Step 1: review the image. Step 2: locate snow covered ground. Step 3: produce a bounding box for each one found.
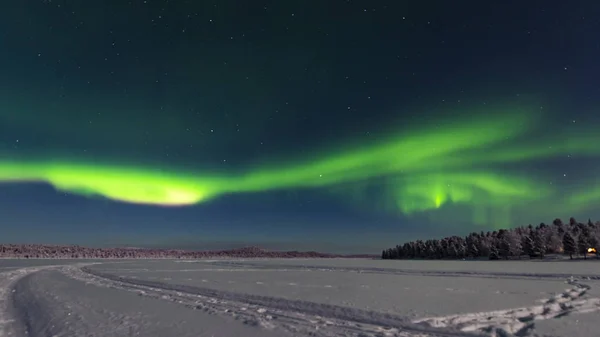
[0,258,598,337]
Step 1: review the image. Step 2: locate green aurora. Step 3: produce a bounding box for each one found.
[1,106,600,225]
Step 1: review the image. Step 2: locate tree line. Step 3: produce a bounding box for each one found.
[381,218,600,260]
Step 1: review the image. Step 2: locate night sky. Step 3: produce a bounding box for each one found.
[1,1,599,253]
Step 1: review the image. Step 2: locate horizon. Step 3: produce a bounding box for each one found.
[1,215,595,256]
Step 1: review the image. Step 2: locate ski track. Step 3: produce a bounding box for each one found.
[1,262,599,337]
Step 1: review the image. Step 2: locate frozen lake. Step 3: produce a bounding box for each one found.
[1,258,599,336]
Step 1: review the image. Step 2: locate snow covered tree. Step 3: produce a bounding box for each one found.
[415,240,426,258]
[544,225,562,254]
[569,217,578,226]
[394,247,401,259]
[455,241,466,259]
[571,222,582,238]
[589,230,599,257]
[577,232,589,259]
[508,231,523,257]
[498,230,521,259]
[432,239,443,259]
[477,237,492,258]
[533,231,547,259]
[425,240,436,259]
[468,242,479,258]
[489,244,499,260]
[562,232,576,259]
[522,234,535,258]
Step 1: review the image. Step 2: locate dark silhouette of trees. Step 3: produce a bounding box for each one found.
[382,217,600,260]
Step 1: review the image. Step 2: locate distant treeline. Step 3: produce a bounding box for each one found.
[382,218,600,260]
[0,244,376,259]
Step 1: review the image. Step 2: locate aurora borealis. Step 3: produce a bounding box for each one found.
[0,110,590,210]
[1,1,599,252]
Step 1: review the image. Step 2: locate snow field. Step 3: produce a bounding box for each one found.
[0,258,599,336]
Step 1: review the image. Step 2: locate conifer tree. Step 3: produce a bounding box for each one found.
[468,242,479,258]
[562,232,576,259]
[589,232,599,256]
[577,233,589,259]
[489,244,499,260]
[533,231,546,259]
[522,234,535,257]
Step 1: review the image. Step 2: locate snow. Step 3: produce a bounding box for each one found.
[0,258,599,336]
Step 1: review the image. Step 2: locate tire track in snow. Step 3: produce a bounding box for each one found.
[0,265,67,337]
[10,268,143,337]
[69,266,482,337]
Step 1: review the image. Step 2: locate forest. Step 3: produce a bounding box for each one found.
[381,218,599,260]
